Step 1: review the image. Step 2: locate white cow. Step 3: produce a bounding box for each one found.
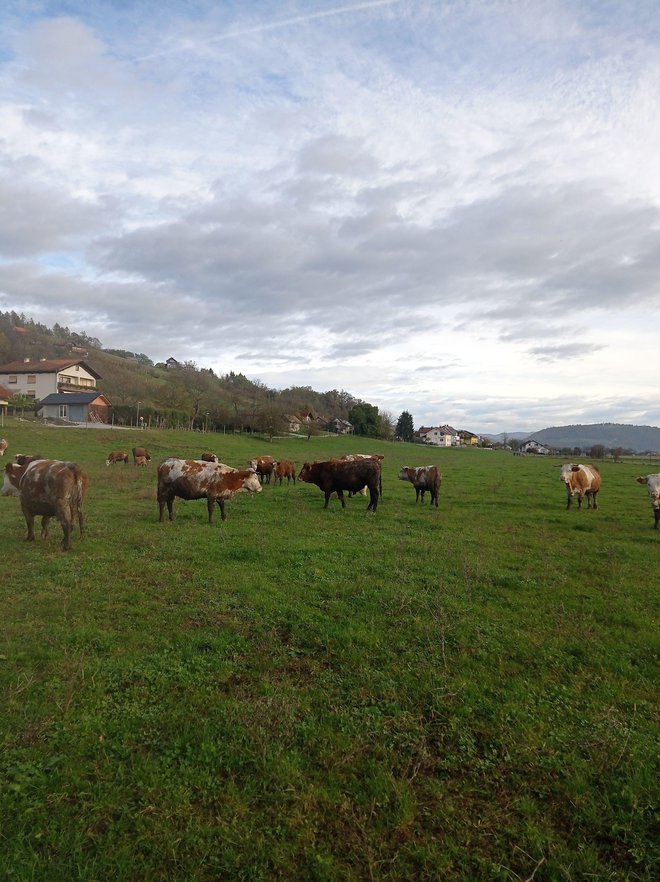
[636,474,660,530]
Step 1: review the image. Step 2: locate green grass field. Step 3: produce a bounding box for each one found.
[0,418,657,881]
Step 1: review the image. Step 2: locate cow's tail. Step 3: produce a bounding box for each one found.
[68,464,88,536]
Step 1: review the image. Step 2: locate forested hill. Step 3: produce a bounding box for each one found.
[0,310,373,433]
[532,423,660,453]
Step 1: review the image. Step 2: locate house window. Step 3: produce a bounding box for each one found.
[75,365,80,371]
[8,375,17,384]
[27,391,36,399]
[27,375,36,384]
[59,404,68,419]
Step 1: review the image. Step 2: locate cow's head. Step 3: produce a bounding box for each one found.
[559,464,579,483]
[2,463,24,497]
[243,469,262,494]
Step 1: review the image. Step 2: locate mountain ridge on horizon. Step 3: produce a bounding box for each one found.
[486,422,660,453]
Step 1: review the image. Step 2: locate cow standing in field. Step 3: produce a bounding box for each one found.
[0,439,7,457]
[2,459,89,551]
[298,459,380,512]
[397,465,441,507]
[106,451,129,466]
[157,458,262,525]
[341,454,384,497]
[636,474,660,529]
[274,460,296,485]
[14,453,42,466]
[560,463,601,509]
[248,455,275,484]
[200,452,219,463]
[132,447,151,465]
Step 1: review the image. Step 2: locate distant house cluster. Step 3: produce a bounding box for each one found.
[0,357,111,423]
[285,413,354,435]
[415,425,480,447]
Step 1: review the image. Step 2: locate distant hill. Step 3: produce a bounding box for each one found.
[509,423,660,453]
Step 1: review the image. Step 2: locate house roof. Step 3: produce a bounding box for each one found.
[0,358,102,379]
[0,384,12,400]
[39,392,111,405]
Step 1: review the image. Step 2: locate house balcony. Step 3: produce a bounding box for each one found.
[57,380,96,393]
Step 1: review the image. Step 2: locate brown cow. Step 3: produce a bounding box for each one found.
[560,463,601,509]
[298,458,379,511]
[274,460,296,485]
[134,455,148,467]
[200,452,219,463]
[106,450,129,466]
[157,458,262,524]
[248,455,275,484]
[0,438,7,457]
[341,453,384,497]
[2,459,89,550]
[132,447,151,465]
[398,465,441,507]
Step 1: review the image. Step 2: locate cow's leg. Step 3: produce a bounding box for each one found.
[41,516,51,539]
[323,491,332,508]
[216,499,226,521]
[22,505,36,542]
[566,491,572,509]
[654,509,659,529]
[337,490,346,508]
[577,493,583,510]
[367,487,378,512]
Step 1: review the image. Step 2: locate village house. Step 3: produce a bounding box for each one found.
[0,357,102,401]
[520,438,552,455]
[416,425,460,446]
[328,417,353,435]
[0,357,111,423]
[458,430,479,446]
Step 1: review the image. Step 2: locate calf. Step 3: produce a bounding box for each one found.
[2,459,89,551]
[157,458,262,525]
[274,460,296,485]
[200,452,219,463]
[298,458,379,512]
[560,463,601,510]
[134,455,148,467]
[398,465,441,507]
[248,455,275,484]
[636,474,660,529]
[132,447,151,465]
[0,438,7,457]
[106,450,129,466]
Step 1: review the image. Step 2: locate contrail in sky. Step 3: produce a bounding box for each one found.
[137,0,402,61]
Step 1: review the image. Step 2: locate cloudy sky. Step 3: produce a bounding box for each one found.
[1,1,659,432]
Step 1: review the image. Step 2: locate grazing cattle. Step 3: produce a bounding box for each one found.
[157,458,262,524]
[398,465,441,507]
[200,452,219,463]
[2,459,89,551]
[248,455,275,484]
[132,447,151,465]
[14,453,42,466]
[0,438,7,457]
[298,458,379,512]
[106,450,129,466]
[636,474,660,529]
[134,455,148,467]
[274,460,296,485]
[560,463,601,509]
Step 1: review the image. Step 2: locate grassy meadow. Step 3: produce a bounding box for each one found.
[0,417,657,881]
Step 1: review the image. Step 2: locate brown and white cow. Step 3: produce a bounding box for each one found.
[2,459,89,551]
[636,474,660,529]
[106,450,129,466]
[0,438,7,457]
[248,455,275,484]
[200,452,219,463]
[298,458,379,511]
[157,458,262,525]
[398,465,441,507]
[274,460,296,485]
[132,447,151,465]
[134,455,149,467]
[560,463,601,509]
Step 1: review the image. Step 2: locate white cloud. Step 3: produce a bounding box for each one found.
[0,0,659,432]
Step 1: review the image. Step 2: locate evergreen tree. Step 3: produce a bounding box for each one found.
[395,410,415,442]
